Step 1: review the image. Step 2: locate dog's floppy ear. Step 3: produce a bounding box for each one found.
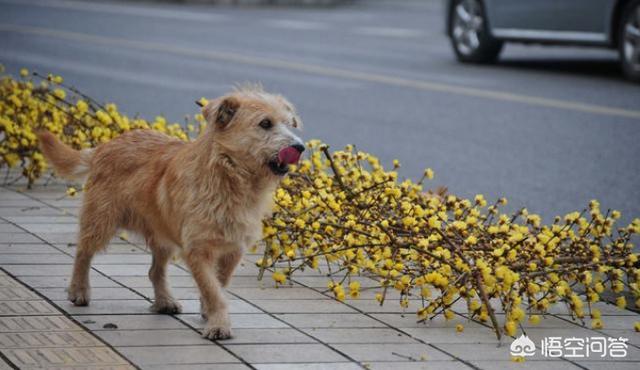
[203,97,240,128]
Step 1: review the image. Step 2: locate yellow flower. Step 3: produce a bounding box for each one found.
[272,271,287,284]
[615,296,627,309]
[528,315,540,325]
[66,187,77,197]
[591,319,603,329]
[455,324,464,333]
[424,168,434,180]
[349,281,361,298]
[19,68,29,77]
[505,320,517,336]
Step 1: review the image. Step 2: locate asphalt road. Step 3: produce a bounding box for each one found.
[1,0,639,226]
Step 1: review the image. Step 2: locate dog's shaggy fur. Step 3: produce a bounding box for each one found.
[37,87,304,340]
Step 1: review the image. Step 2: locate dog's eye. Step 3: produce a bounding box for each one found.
[259,119,273,130]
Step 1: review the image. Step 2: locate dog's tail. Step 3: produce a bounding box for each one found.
[36,131,94,180]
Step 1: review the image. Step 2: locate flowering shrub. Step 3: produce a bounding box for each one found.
[0,67,199,186]
[261,142,640,339]
[1,68,638,338]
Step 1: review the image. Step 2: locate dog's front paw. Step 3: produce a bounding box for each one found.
[151,298,183,314]
[202,312,231,340]
[67,284,90,306]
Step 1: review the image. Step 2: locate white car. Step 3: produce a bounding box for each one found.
[445,0,640,82]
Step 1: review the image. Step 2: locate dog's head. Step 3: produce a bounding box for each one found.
[202,86,304,177]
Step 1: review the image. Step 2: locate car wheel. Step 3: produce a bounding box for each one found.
[450,0,503,64]
[619,0,640,82]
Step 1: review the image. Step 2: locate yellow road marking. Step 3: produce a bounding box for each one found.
[2,23,639,120]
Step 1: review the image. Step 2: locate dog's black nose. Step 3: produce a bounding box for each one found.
[292,144,305,153]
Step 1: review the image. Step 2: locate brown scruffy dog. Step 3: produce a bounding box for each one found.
[37,86,304,340]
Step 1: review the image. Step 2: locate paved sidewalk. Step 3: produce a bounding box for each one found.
[1,181,639,370]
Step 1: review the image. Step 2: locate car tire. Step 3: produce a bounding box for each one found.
[619,0,640,82]
[449,0,503,64]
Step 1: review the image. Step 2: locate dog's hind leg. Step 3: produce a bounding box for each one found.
[68,202,117,306]
[149,241,182,314]
[216,249,243,288]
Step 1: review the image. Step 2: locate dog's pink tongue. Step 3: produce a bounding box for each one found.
[278,147,301,165]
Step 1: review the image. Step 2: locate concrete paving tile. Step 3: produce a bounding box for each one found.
[0,234,42,243]
[367,361,473,370]
[275,313,386,329]
[251,299,358,314]
[0,274,21,288]
[283,276,344,288]
[19,274,120,288]
[228,262,262,276]
[2,347,130,367]
[144,365,250,370]
[94,264,189,277]
[370,313,486,329]
[38,203,81,212]
[332,343,453,362]
[92,254,152,264]
[471,360,583,370]
[511,315,587,329]
[554,314,640,330]
[0,253,74,264]
[0,300,60,316]
[35,233,130,245]
[229,276,273,288]
[230,287,330,300]
[226,343,348,363]
[75,314,186,331]
[0,243,60,254]
[36,287,143,301]
[62,244,149,255]
[0,200,44,207]
[2,264,73,276]
[113,276,196,288]
[0,316,79,332]
[116,345,239,365]
[179,313,289,329]
[95,329,210,346]
[549,301,637,316]
[301,328,415,344]
[577,362,640,370]
[19,223,79,233]
[5,216,78,224]
[180,299,262,314]
[254,364,361,370]
[0,330,103,348]
[223,328,316,344]
[53,299,153,315]
[346,299,423,314]
[0,286,40,301]
[0,207,63,216]
[404,327,514,344]
[0,224,22,232]
[137,287,201,300]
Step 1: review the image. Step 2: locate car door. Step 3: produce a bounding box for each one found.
[485,0,611,41]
